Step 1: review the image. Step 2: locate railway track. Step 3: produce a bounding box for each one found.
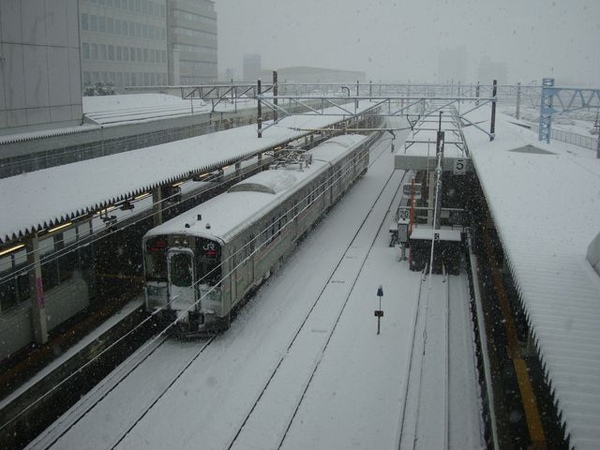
[27,335,216,450]
[397,269,450,450]
[397,267,484,450]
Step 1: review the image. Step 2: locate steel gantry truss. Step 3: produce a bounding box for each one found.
[252,79,499,141]
[538,77,600,143]
[168,78,600,142]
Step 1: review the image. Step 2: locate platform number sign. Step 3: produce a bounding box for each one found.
[454,158,467,175]
[399,207,410,221]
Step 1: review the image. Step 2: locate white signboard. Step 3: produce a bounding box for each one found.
[402,183,422,199]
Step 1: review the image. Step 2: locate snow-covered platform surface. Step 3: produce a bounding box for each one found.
[464,108,600,449]
[28,133,484,449]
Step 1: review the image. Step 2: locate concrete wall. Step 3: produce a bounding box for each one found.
[0,0,83,133]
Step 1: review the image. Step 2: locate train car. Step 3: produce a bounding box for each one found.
[142,133,379,336]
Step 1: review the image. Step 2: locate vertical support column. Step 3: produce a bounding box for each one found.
[490,80,497,141]
[28,234,48,345]
[152,187,163,227]
[355,80,359,112]
[273,70,278,122]
[539,77,555,143]
[427,170,435,226]
[257,79,262,138]
[231,78,237,113]
[434,130,445,230]
[516,82,522,120]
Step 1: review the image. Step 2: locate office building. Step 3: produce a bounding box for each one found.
[0,1,82,133]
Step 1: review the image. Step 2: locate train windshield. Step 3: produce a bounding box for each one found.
[197,238,222,285]
[169,252,193,287]
[145,236,168,281]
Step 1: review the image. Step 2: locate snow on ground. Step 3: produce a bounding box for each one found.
[30,131,483,450]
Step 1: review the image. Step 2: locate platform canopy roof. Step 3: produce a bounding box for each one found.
[464,106,600,449]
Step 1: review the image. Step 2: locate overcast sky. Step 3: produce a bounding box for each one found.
[215,0,600,85]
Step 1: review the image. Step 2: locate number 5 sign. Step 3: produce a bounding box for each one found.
[454,158,467,175]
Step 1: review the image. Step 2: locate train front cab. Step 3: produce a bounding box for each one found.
[143,235,228,336]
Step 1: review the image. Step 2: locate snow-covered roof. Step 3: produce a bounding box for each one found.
[463,107,600,449]
[82,93,216,126]
[229,171,298,195]
[0,105,376,244]
[144,134,368,244]
[395,109,469,172]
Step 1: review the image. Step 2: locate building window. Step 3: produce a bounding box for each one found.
[107,18,114,34]
[116,46,122,60]
[81,13,89,30]
[90,15,97,32]
[108,45,115,60]
[98,16,106,33]
[82,43,90,60]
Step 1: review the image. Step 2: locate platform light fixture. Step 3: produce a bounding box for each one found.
[98,206,117,215]
[0,243,25,257]
[48,222,73,233]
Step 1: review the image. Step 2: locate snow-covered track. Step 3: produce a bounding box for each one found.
[397,267,484,450]
[27,335,215,450]
[398,270,450,450]
[225,144,410,450]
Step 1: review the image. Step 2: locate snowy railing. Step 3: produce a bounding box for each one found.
[530,124,597,150]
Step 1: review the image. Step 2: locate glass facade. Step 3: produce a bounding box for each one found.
[79,0,168,90]
[80,0,217,89]
[167,0,218,85]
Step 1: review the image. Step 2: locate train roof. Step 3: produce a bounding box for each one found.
[144,134,368,244]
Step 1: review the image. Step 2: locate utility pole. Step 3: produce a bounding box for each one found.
[490,80,497,141]
[257,79,262,138]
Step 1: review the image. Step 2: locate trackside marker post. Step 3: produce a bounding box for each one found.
[375,285,384,334]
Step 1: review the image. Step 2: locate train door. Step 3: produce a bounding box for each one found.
[167,248,196,316]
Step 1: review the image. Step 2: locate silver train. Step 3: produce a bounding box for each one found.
[142,133,380,335]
